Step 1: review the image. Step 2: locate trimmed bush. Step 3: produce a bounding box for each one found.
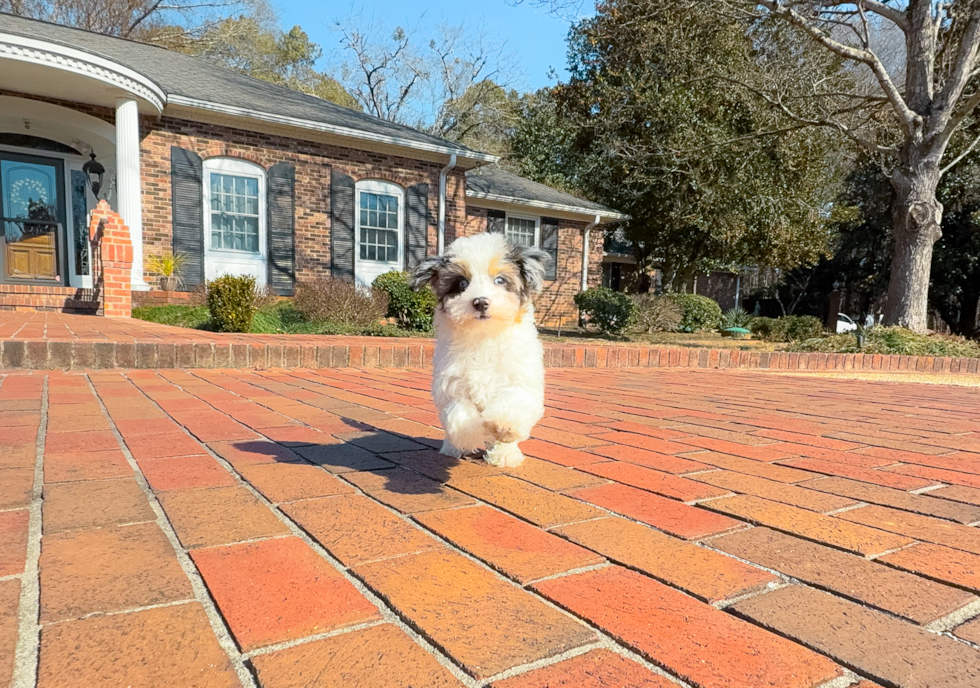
[373,271,436,331]
[294,278,388,327]
[632,294,682,333]
[751,315,825,342]
[793,326,980,357]
[749,316,779,340]
[575,287,637,334]
[206,274,257,333]
[784,315,825,342]
[663,293,723,332]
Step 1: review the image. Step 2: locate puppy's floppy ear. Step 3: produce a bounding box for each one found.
[409,255,448,290]
[508,244,550,297]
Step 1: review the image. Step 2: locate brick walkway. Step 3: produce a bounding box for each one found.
[2,367,980,687]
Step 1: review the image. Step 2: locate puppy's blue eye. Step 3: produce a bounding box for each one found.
[459,279,468,289]
[494,276,507,285]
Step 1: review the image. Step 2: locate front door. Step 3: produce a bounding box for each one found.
[0,153,65,283]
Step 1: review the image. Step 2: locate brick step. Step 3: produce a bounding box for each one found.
[3,336,980,372]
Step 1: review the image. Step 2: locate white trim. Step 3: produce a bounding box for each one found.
[66,158,94,289]
[167,95,497,164]
[437,153,456,255]
[354,179,404,287]
[202,157,267,287]
[581,214,600,292]
[466,189,629,221]
[504,212,540,248]
[0,33,165,112]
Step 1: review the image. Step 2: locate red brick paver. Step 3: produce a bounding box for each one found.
[3,365,980,686]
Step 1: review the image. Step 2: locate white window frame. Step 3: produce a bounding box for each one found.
[504,212,540,248]
[355,179,405,269]
[203,158,266,258]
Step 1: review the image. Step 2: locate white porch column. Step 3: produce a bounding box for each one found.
[115,98,146,289]
[581,214,601,291]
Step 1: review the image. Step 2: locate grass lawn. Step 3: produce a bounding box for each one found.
[132,303,429,337]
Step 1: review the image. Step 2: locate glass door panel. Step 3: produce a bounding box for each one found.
[1,156,64,283]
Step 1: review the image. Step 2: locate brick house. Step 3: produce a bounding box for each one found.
[0,14,624,325]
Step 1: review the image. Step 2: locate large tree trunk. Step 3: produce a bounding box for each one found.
[884,159,943,332]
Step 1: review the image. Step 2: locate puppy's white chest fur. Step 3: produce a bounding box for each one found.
[432,312,544,414]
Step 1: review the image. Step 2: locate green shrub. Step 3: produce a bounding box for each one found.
[719,306,754,331]
[784,315,825,341]
[749,316,779,340]
[294,278,388,327]
[631,294,682,333]
[750,315,825,342]
[663,293,723,332]
[575,287,637,334]
[206,274,257,333]
[793,326,980,357]
[373,271,436,331]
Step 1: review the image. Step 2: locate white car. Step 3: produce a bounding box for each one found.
[836,313,858,334]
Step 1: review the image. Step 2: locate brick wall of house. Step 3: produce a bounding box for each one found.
[139,117,467,289]
[458,206,604,327]
[0,90,601,325]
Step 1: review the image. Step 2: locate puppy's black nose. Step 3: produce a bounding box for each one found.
[472,297,490,313]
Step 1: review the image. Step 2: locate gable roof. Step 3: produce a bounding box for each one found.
[0,12,495,163]
[465,167,627,221]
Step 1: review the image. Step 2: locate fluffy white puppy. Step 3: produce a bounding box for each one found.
[410,232,548,467]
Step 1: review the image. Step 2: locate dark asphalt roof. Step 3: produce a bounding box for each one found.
[465,166,626,219]
[0,12,490,159]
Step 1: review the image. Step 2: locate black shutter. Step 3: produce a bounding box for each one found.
[170,146,204,290]
[541,217,559,281]
[486,208,505,233]
[267,163,296,295]
[330,170,355,281]
[405,183,429,269]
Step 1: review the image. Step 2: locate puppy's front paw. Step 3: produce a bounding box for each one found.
[485,442,525,467]
[483,419,522,444]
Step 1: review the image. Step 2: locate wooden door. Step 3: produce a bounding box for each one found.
[1,154,64,283]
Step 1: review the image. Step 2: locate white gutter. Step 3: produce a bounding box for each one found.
[438,153,457,255]
[581,214,601,291]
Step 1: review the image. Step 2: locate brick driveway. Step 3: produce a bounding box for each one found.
[2,367,980,687]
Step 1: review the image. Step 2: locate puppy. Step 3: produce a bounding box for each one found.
[411,232,548,467]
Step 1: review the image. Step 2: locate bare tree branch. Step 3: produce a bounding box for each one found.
[755,0,918,136]
[940,127,980,174]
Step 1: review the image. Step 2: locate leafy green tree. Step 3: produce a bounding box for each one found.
[512,0,843,290]
[172,17,359,109]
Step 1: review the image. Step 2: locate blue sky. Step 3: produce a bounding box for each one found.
[274,0,583,91]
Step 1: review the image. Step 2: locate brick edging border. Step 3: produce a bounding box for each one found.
[2,338,979,374]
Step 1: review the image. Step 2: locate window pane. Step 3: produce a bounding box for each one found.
[506,218,536,247]
[208,171,261,254]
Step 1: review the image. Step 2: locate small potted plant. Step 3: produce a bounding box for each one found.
[145,252,187,292]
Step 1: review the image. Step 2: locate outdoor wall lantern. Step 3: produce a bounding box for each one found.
[82,152,105,199]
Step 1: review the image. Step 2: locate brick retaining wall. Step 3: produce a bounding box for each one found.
[2,336,978,373]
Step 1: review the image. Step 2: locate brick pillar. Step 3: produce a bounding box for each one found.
[89,200,133,317]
